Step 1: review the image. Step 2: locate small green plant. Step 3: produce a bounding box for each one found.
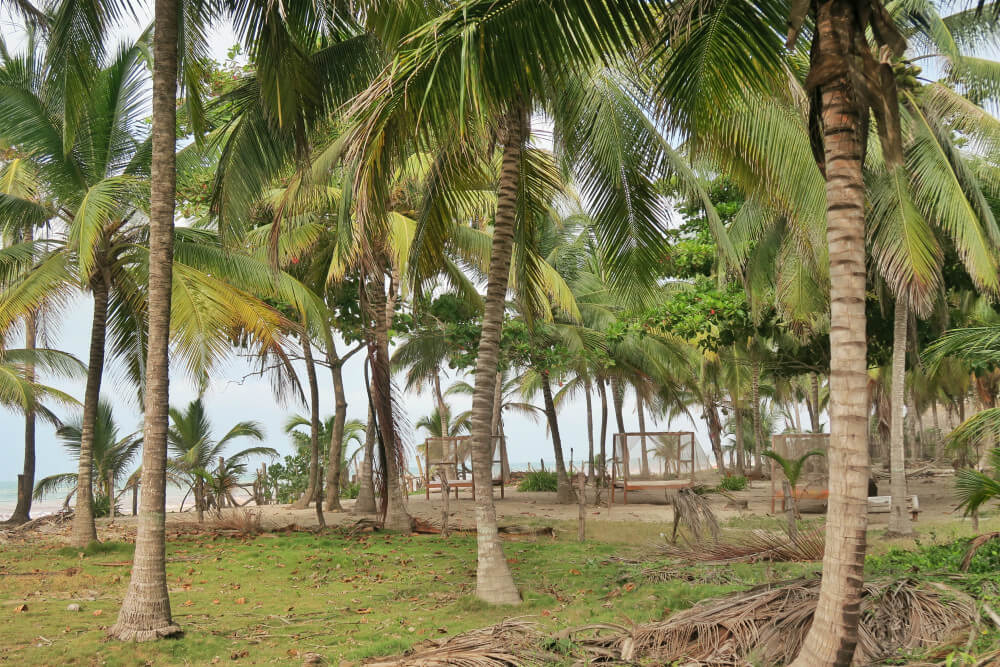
[341,482,360,499]
[518,471,559,492]
[717,475,748,491]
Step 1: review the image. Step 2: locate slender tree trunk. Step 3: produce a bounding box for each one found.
[706,403,726,476]
[585,377,595,485]
[637,392,650,477]
[735,406,746,476]
[751,362,764,475]
[467,103,526,605]
[791,4,871,662]
[355,405,377,513]
[301,334,324,526]
[70,274,109,547]
[107,471,115,523]
[195,479,204,523]
[111,0,181,639]
[887,294,913,536]
[541,373,576,504]
[325,345,347,510]
[490,372,509,481]
[811,373,822,432]
[9,251,36,524]
[368,277,410,531]
[611,378,627,476]
[598,378,608,483]
[293,335,320,510]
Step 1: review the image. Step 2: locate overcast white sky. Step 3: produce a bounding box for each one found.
[0,7,732,486]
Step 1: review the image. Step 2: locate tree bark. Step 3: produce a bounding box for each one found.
[355,405,377,513]
[9,246,36,524]
[706,403,726,476]
[71,272,109,547]
[734,405,746,476]
[541,373,577,504]
[467,103,526,605]
[791,3,871,662]
[325,343,347,510]
[887,294,913,536]
[611,378,627,475]
[301,333,324,526]
[637,392,650,477]
[111,0,181,639]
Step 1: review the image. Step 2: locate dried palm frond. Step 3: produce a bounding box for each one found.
[637,565,743,585]
[567,576,977,666]
[668,487,719,543]
[366,619,548,666]
[961,531,1000,572]
[653,528,825,563]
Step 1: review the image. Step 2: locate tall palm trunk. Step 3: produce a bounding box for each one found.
[300,334,324,526]
[791,3,871,663]
[585,377,595,485]
[541,373,576,504]
[293,334,320,510]
[355,405,377,513]
[111,0,181,639]
[810,373,822,432]
[887,294,913,536]
[368,276,410,531]
[734,405,746,475]
[490,372,509,481]
[637,392,650,477]
[598,378,608,482]
[468,103,527,605]
[706,402,726,476]
[751,362,765,475]
[611,378,626,475]
[325,344,348,510]
[9,232,36,524]
[70,273,109,547]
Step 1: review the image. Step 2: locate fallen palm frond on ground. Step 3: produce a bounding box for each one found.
[637,564,743,585]
[961,532,1000,571]
[564,576,977,666]
[653,528,825,563]
[668,488,719,543]
[364,619,549,666]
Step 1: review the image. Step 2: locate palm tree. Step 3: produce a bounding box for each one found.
[34,400,143,519]
[762,448,826,539]
[954,447,1000,521]
[167,397,275,522]
[287,413,366,489]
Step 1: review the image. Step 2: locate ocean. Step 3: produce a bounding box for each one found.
[0,479,196,522]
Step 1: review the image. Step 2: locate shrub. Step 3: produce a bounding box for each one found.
[518,471,559,492]
[92,493,122,518]
[717,475,748,492]
[341,482,359,499]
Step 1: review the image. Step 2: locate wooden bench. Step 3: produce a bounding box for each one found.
[868,495,920,521]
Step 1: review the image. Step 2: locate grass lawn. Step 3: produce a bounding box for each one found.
[2,512,998,665]
[1,524,819,666]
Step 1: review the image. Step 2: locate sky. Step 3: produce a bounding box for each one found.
[0,9,756,486]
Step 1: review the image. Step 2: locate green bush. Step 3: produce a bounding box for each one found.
[717,475,748,491]
[518,471,559,492]
[341,482,359,499]
[867,537,1000,576]
[92,493,122,518]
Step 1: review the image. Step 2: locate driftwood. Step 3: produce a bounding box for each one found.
[0,510,73,536]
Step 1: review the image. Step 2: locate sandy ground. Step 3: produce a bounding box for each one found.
[60,473,968,538]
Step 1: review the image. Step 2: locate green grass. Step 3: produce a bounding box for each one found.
[3,515,998,666]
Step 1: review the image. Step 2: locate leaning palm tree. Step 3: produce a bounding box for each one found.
[34,400,143,520]
[167,397,275,522]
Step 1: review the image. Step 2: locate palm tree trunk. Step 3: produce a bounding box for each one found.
[887,294,913,536]
[368,277,410,531]
[70,273,109,547]
[735,405,746,475]
[9,250,36,524]
[637,392,650,477]
[611,378,627,476]
[585,377,595,485]
[325,345,347,511]
[751,362,764,475]
[107,470,115,523]
[541,373,577,504]
[467,103,526,605]
[598,378,608,483]
[490,372,509,481]
[195,479,204,523]
[355,405,377,513]
[111,0,181,639]
[810,373,822,432]
[300,333,324,525]
[706,403,726,476]
[791,3,871,662]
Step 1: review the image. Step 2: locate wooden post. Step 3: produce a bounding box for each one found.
[577,472,586,542]
[439,465,450,538]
